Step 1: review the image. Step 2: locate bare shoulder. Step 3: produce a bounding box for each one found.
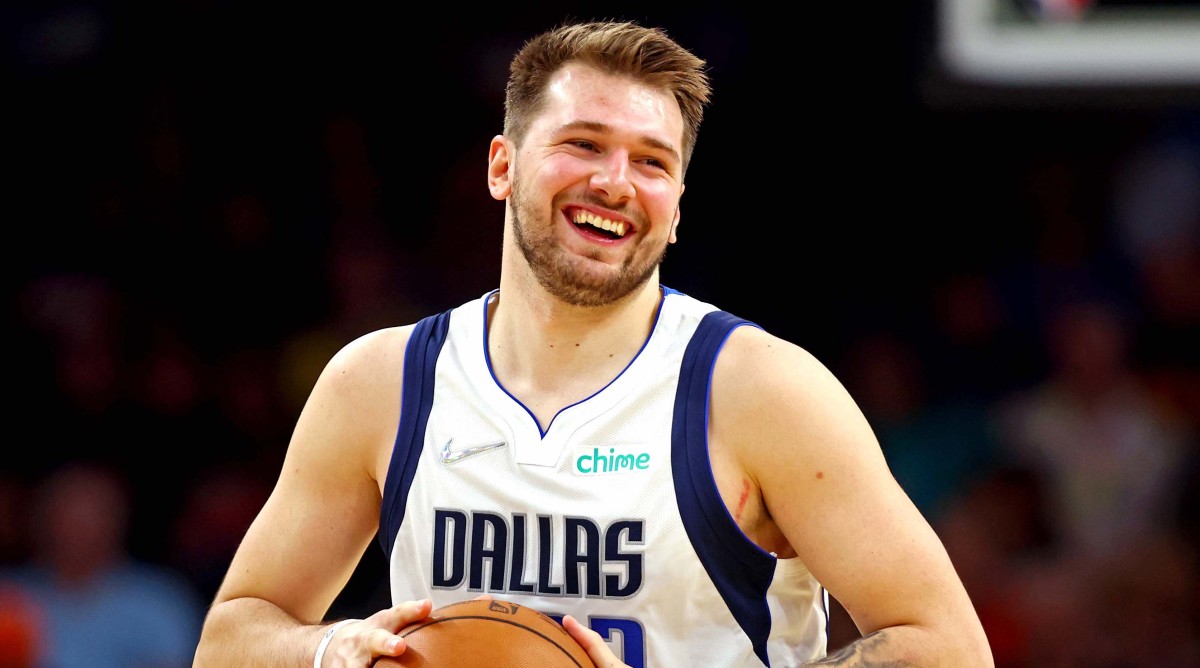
[320,324,417,390]
[715,325,823,378]
[294,324,418,479]
[713,325,860,423]
[710,324,883,493]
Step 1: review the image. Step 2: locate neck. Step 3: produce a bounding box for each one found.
[488,267,663,415]
[492,274,661,366]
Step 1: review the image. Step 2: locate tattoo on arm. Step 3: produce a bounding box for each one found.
[806,629,915,667]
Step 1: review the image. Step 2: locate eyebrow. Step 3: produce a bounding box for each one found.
[554,120,681,165]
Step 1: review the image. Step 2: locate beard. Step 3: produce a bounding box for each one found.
[509,174,667,308]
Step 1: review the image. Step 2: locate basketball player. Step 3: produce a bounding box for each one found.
[194,20,993,667]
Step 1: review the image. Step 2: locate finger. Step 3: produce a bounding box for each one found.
[562,615,628,668]
[367,599,432,656]
[385,599,433,629]
[367,627,408,658]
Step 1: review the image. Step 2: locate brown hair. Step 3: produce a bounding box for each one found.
[505,20,711,174]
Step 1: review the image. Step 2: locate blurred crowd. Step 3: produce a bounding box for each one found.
[5,4,1200,668]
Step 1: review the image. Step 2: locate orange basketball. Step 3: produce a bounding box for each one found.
[374,599,596,667]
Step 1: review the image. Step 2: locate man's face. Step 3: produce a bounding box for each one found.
[506,63,685,307]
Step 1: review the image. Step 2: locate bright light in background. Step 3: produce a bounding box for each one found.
[940,0,1200,85]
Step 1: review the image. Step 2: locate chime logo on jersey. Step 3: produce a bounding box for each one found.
[573,445,652,476]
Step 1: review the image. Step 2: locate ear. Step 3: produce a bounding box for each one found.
[488,135,512,200]
[668,184,684,244]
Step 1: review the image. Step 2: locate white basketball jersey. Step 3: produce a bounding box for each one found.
[380,287,828,667]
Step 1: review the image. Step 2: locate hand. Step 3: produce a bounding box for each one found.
[321,599,433,667]
[562,615,631,668]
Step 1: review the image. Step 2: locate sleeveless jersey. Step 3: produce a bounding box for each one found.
[379,287,828,667]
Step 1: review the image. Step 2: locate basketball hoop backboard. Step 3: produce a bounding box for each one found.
[939,0,1200,86]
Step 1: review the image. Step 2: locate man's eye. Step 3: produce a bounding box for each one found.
[570,140,596,151]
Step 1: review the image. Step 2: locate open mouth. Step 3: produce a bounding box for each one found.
[569,208,629,240]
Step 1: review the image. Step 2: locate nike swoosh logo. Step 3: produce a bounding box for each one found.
[439,438,507,463]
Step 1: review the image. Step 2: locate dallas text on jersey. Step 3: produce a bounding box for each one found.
[431,510,646,597]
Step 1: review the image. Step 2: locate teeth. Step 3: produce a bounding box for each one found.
[572,210,626,238]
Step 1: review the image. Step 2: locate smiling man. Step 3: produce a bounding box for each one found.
[193,20,994,668]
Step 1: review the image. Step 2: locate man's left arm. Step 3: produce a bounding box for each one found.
[712,326,994,668]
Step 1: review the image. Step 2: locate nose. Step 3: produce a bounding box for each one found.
[590,150,635,203]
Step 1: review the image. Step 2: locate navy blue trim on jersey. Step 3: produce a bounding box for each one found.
[823,587,831,644]
[379,309,453,558]
[672,310,776,666]
[483,287,672,439]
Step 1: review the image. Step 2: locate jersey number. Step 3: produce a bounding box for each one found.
[549,615,645,668]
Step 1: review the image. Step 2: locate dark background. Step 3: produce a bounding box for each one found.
[5,2,1199,665]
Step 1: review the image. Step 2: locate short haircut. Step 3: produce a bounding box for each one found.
[505,20,711,175]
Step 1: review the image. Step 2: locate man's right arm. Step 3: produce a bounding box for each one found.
[193,326,423,667]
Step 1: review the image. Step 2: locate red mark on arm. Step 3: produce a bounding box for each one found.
[815,471,824,480]
[733,479,751,521]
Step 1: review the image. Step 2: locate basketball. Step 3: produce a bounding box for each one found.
[373,599,596,667]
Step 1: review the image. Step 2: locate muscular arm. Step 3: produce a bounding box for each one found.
[194,326,415,667]
[711,327,993,667]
